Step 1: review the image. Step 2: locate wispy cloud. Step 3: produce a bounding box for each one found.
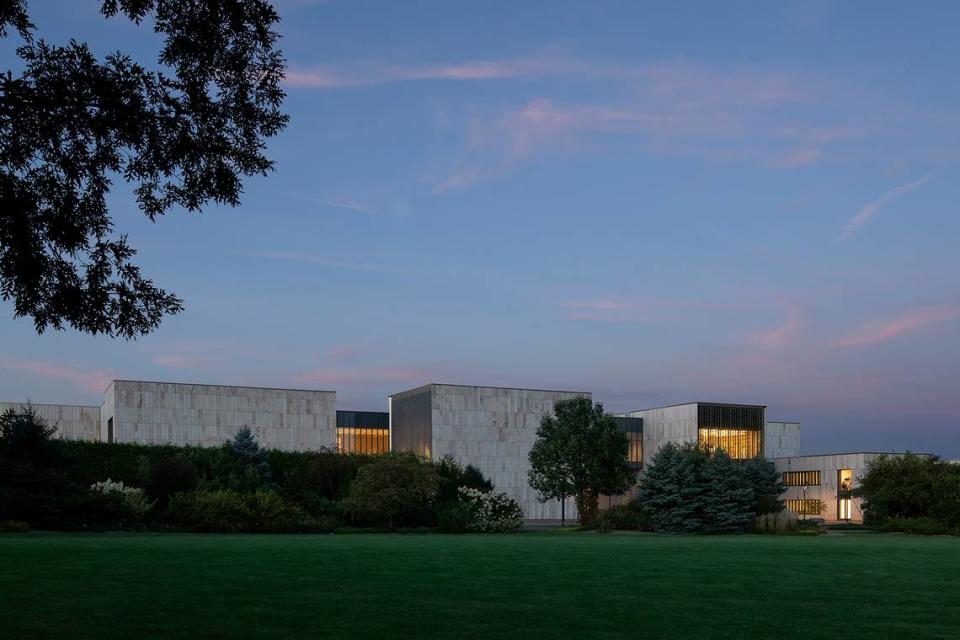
[153,354,207,369]
[840,173,934,239]
[0,359,115,394]
[741,306,805,350]
[285,53,578,89]
[429,61,832,192]
[243,251,418,275]
[291,367,430,387]
[316,196,386,216]
[326,345,365,360]
[562,298,746,323]
[835,304,960,347]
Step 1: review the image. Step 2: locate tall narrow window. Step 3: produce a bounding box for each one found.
[107,417,114,444]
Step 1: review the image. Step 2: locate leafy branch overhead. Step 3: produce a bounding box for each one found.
[0,0,288,338]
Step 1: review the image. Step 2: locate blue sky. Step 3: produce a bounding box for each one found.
[2,1,959,456]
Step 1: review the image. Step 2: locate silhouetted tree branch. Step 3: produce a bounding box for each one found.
[0,0,288,338]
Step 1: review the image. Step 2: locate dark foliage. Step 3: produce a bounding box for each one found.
[0,0,287,338]
[856,454,960,531]
[596,502,651,532]
[209,427,273,492]
[271,449,374,519]
[139,454,198,505]
[528,397,634,526]
[434,455,493,506]
[635,443,785,533]
[343,453,441,529]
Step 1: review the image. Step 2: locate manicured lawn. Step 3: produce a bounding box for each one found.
[1,532,958,639]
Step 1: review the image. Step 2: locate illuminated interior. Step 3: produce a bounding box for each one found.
[783,470,821,486]
[785,498,823,516]
[838,498,852,520]
[838,468,854,492]
[626,430,642,464]
[837,469,854,520]
[697,428,762,459]
[336,427,390,454]
[696,404,763,459]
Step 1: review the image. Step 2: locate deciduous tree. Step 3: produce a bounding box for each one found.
[0,0,288,337]
[528,397,634,526]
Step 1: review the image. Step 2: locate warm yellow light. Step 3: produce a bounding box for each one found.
[698,428,760,459]
[336,427,390,454]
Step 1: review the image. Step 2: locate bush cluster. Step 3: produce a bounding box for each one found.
[596,502,651,532]
[0,406,513,534]
[857,454,960,534]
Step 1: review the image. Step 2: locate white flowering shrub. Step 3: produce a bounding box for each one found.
[91,479,152,515]
[457,487,524,533]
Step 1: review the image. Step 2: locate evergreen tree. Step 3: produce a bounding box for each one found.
[702,450,755,532]
[738,455,786,516]
[635,443,709,532]
[218,427,272,492]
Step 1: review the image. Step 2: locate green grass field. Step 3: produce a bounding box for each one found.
[1,532,958,639]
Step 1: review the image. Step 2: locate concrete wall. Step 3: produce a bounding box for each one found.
[624,404,699,467]
[389,386,433,457]
[392,384,590,520]
[765,421,801,458]
[101,380,337,451]
[771,452,895,523]
[0,401,101,441]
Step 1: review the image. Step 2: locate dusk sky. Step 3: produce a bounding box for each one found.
[2,1,959,457]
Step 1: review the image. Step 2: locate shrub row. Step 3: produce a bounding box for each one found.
[1,406,523,534]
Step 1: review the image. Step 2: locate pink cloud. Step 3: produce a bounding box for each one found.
[740,301,805,350]
[770,148,821,167]
[291,368,430,387]
[835,304,960,348]
[840,173,934,239]
[1,360,115,394]
[326,345,364,360]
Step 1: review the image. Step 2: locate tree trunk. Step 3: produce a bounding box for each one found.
[576,491,599,527]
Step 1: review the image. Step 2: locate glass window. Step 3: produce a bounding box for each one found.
[783,470,821,486]
[336,427,390,454]
[838,468,854,492]
[785,499,823,516]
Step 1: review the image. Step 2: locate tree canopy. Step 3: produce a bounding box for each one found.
[528,397,634,525]
[0,0,288,338]
[856,454,960,529]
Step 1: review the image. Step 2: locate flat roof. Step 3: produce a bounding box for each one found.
[768,451,934,459]
[390,382,592,399]
[625,401,767,414]
[0,400,101,409]
[107,379,336,394]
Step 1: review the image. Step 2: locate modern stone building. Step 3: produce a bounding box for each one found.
[389,383,590,519]
[618,402,767,467]
[100,380,338,451]
[770,452,904,523]
[0,401,101,441]
[2,378,925,523]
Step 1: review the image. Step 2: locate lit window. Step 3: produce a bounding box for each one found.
[838,498,852,520]
[626,430,642,464]
[838,468,854,492]
[698,429,762,459]
[336,428,390,454]
[785,499,823,516]
[697,405,763,459]
[783,470,821,486]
